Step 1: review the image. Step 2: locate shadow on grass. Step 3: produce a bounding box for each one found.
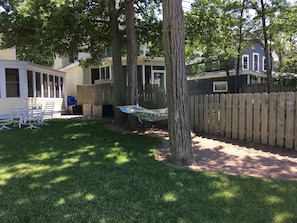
[0,119,297,222]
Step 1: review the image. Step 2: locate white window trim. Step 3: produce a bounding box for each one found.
[213,81,228,93]
[253,53,259,71]
[242,54,249,70]
[263,56,266,71]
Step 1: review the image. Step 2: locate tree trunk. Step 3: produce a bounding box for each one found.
[110,0,127,125]
[260,0,272,92]
[125,0,138,127]
[163,0,194,165]
[235,0,246,93]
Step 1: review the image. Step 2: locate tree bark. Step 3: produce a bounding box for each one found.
[125,0,138,127]
[110,0,127,125]
[163,0,194,165]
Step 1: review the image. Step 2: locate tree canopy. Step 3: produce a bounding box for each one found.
[0,0,163,66]
[185,0,297,89]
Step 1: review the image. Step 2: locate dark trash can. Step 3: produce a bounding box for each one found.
[102,105,113,118]
[72,105,83,115]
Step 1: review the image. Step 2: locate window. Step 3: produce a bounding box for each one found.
[49,75,54,98]
[91,68,100,84]
[101,67,106,79]
[6,68,20,97]
[55,76,59,98]
[213,81,228,93]
[36,72,41,97]
[253,53,259,71]
[242,55,249,70]
[27,70,34,97]
[43,73,48,97]
[91,67,111,84]
[60,77,64,98]
[263,57,267,71]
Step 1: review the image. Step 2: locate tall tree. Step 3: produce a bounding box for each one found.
[109,0,127,125]
[246,0,289,92]
[125,0,138,127]
[163,0,194,165]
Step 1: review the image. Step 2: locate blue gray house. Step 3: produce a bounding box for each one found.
[187,42,278,95]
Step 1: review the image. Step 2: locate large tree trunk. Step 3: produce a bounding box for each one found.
[110,0,127,125]
[163,0,194,165]
[125,0,138,127]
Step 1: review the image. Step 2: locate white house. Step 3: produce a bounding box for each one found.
[55,54,166,99]
[0,47,66,116]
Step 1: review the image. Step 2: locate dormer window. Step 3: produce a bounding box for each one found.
[253,53,259,71]
[242,55,249,70]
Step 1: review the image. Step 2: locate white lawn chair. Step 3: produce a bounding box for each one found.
[22,105,43,130]
[0,115,13,131]
[41,101,55,125]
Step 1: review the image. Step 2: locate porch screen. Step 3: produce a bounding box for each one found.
[5,68,20,97]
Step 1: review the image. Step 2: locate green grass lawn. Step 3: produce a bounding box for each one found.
[0,119,297,223]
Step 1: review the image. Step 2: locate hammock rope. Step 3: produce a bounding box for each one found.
[117,105,168,122]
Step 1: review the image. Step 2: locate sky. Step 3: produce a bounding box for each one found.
[182,0,194,12]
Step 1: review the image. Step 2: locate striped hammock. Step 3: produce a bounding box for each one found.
[117,105,168,122]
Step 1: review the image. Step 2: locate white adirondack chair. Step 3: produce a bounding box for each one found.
[41,101,55,125]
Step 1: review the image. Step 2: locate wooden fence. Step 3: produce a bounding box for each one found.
[77,84,114,105]
[76,84,297,150]
[189,92,297,150]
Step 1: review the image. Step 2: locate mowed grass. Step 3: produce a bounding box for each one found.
[0,119,297,223]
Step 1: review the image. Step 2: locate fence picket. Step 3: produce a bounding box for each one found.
[253,93,261,143]
[268,93,277,146]
[232,94,239,139]
[246,93,253,142]
[190,96,195,131]
[285,92,295,149]
[295,95,297,150]
[203,95,209,133]
[194,95,200,133]
[198,95,204,133]
[214,94,220,136]
[261,93,269,145]
[225,94,232,138]
[219,94,226,136]
[277,93,286,148]
[239,94,246,141]
[208,94,214,134]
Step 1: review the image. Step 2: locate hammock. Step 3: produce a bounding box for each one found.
[117,105,168,122]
